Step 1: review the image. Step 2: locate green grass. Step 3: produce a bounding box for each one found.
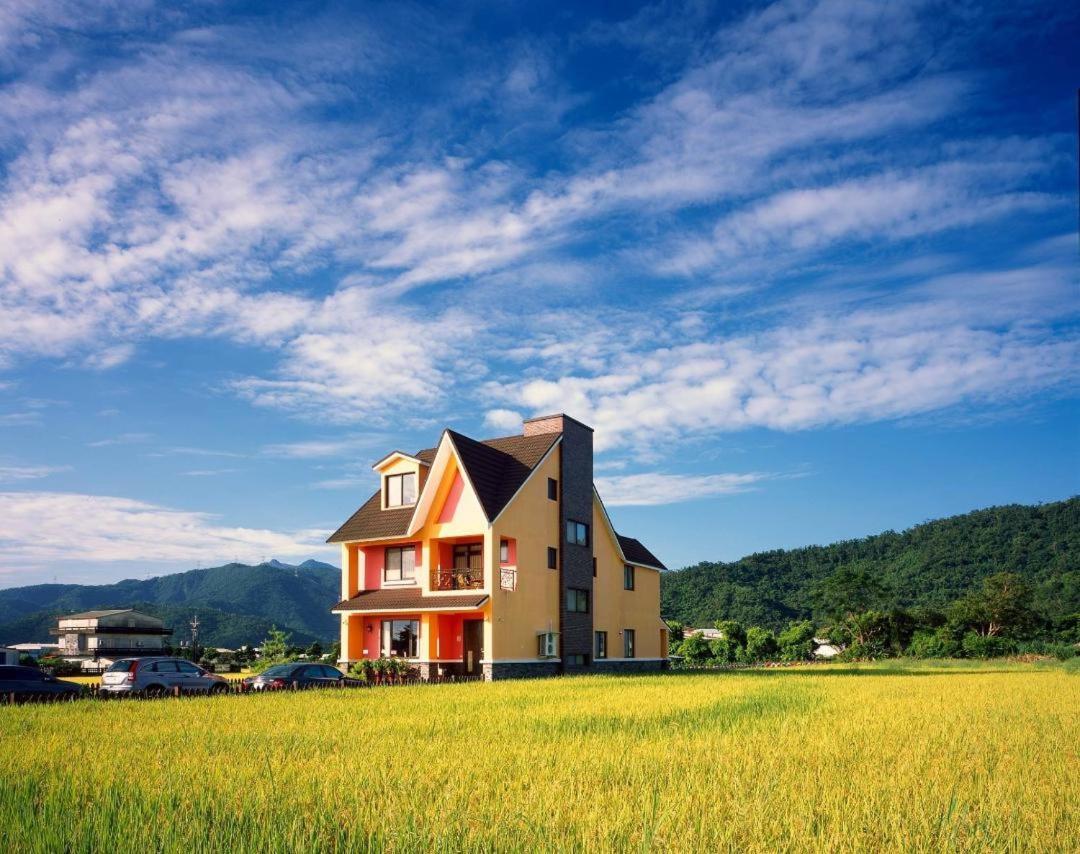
[1,660,1077,852]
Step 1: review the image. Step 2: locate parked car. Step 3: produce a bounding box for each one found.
[100,657,229,697]
[0,665,83,699]
[243,663,348,691]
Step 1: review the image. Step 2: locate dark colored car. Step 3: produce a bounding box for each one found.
[0,665,83,699]
[243,663,348,691]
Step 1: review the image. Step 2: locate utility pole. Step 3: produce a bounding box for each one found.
[189,614,201,662]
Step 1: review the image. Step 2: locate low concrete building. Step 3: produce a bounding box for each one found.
[684,627,724,641]
[51,609,172,666]
[813,638,843,659]
[6,642,61,659]
[0,647,19,665]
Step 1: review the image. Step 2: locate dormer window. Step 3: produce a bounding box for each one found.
[385,473,417,507]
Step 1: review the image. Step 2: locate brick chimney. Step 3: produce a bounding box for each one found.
[524,414,595,672]
[523,413,593,437]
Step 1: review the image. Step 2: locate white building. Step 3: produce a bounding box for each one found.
[52,609,172,666]
[6,642,61,659]
[812,638,843,659]
[0,647,19,665]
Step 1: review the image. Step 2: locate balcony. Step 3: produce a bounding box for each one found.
[432,566,484,590]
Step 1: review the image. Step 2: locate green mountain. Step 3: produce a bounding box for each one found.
[0,560,340,648]
[661,498,1079,631]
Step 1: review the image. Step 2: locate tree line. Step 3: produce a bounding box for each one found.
[669,570,1079,664]
[662,498,1078,635]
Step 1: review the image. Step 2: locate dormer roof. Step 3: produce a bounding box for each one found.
[371,450,432,471]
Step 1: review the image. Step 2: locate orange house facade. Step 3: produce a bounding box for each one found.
[329,414,669,680]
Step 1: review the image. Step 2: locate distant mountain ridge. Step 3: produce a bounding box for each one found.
[0,559,340,648]
[661,498,1079,631]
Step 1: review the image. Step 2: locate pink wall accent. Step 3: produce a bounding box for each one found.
[437,472,465,523]
[437,613,464,660]
[500,537,517,565]
[362,547,383,589]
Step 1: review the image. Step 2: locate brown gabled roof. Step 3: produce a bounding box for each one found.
[327,493,415,544]
[617,534,667,570]
[446,430,559,521]
[331,588,489,612]
[327,431,559,544]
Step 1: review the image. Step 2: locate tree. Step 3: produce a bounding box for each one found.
[776,620,815,662]
[742,627,778,662]
[306,641,323,659]
[708,637,739,663]
[253,626,292,672]
[665,621,685,643]
[714,620,746,648]
[841,610,891,659]
[949,572,1035,638]
[812,564,891,622]
[677,633,712,664]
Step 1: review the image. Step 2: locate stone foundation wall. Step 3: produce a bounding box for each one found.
[592,659,667,674]
[483,661,562,680]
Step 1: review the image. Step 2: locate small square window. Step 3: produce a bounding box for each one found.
[566,520,589,546]
[500,539,509,563]
[385,473,417,507]
[623,564,635,590]
[547,547,557,569]
[547,478,558,500]
[566,588,589,613]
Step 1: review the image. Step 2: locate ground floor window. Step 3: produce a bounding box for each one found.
[381,619,419,658]
[595,631,607,659]
[566,653,588,666]
[623,629,635,658]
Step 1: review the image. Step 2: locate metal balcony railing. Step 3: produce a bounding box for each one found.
[432,566,484,590]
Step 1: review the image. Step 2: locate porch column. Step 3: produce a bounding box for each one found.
[339,614,350,665]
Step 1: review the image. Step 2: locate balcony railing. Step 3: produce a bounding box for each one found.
[432,566,484,590]
[500,567,517,591]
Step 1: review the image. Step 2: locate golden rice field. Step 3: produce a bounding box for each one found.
[1,660,1077,853]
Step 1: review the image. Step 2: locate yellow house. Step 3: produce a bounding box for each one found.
[329,413,669,679]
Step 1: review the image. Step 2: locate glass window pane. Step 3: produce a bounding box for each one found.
[387,475,402,506]
[401,547,415,579]
[402,474,416,504]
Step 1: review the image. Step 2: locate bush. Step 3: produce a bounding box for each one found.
[961,632,1015,659]
[677,633,713,664]
[742,627,778,663]
[777,620,815,662]
[708,637,739,663]
[907,628,961,659]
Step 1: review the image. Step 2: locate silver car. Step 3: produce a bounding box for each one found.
[100,656,229,697]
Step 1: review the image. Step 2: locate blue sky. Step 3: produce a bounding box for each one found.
[0,0,1077,587]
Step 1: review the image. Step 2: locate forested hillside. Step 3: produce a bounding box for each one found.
[661,498,1078,631]
[0,560,340,647]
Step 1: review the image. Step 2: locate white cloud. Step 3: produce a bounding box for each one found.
[262,436,378,459]
[0,491,333,568]
[484,408,523,432]
[596,471,774,506]
[487,260,1079,451]
[86,432,153,448]
[0,464,68,482]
